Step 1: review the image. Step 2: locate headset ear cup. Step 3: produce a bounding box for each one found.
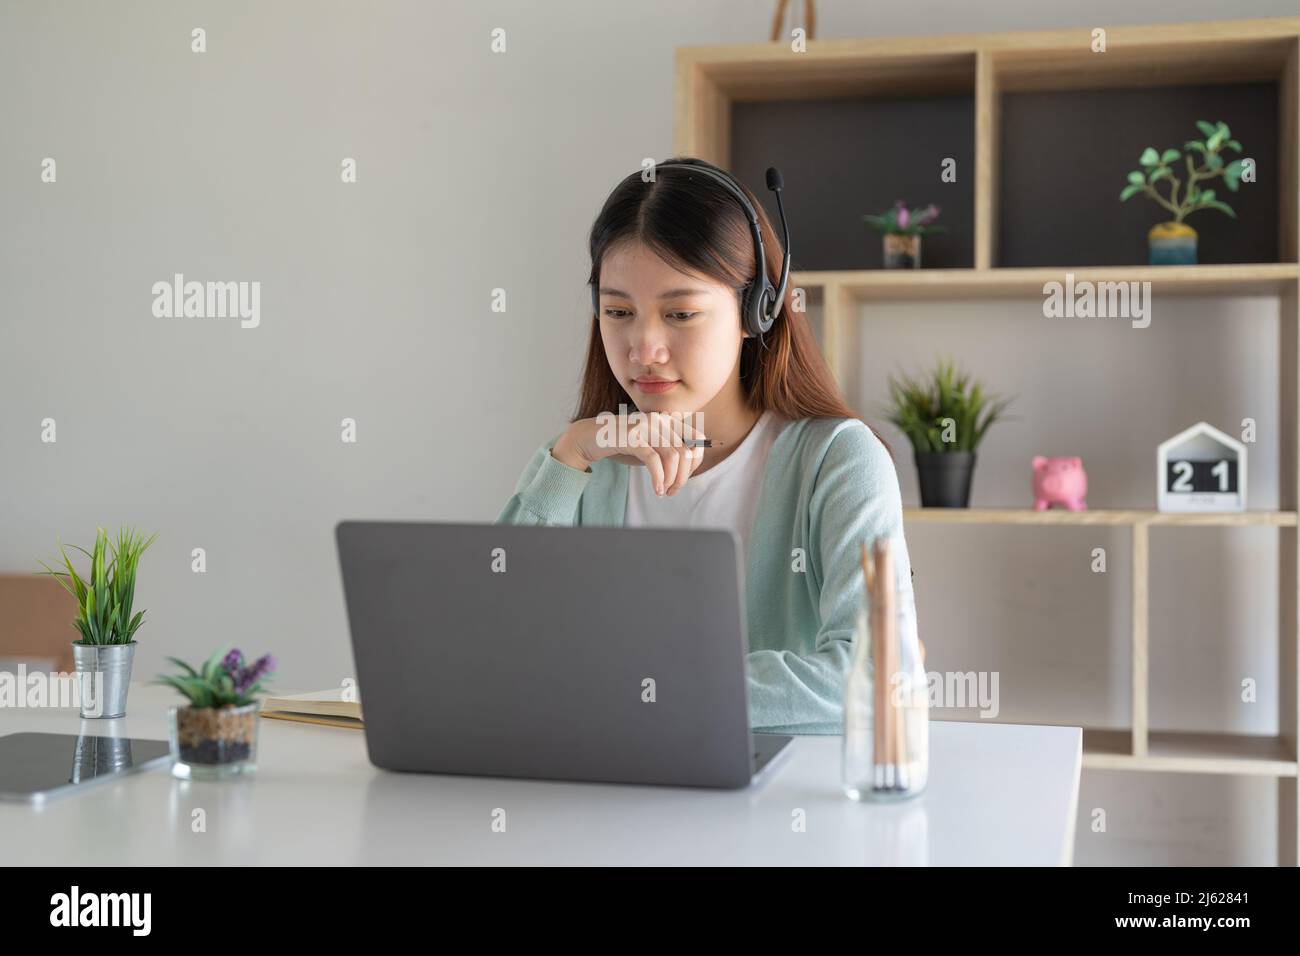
[739,286,755,337]
[756,287,774,334]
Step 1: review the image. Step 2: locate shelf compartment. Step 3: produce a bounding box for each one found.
[1082,728,1297,776]
[996,81,1282,267]
[730,92,975,271]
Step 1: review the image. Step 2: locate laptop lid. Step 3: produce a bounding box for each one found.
[336,520,755,788]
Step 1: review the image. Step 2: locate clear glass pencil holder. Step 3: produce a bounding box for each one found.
[843,566,929,802]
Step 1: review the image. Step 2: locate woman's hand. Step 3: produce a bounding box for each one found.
[551,411,708,497]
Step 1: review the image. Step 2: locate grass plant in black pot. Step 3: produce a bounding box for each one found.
[884,360,1014,508]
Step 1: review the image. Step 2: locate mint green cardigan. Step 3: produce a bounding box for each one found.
[496,416,916,735]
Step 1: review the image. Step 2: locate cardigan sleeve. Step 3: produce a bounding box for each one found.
[496,432,593,526]
[745,422,917,734]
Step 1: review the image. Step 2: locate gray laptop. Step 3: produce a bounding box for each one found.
[335,520,793,789]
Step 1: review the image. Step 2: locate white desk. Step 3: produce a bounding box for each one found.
[0,684,1081,865]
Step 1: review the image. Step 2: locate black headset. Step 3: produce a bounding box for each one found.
[591,162,793,344]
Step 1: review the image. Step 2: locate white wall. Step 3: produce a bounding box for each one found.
[3,0,1299,865]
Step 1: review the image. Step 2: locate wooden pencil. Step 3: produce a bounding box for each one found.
[874,538,898,789]
[880,539,898,785]
[864,541,881,788]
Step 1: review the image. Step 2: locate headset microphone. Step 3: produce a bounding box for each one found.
[765,167,792,327]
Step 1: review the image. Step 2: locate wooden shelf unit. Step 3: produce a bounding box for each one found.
[795,263,1300,303]
[676,16,1300,865]
[903,508,1298,526]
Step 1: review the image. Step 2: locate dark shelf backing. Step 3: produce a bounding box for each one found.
[730,95,975,271]
[997,82,1280,267]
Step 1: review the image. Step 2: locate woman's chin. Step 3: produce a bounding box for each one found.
[631,392,687,412]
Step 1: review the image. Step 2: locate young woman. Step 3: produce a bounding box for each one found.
[498,157,917,735]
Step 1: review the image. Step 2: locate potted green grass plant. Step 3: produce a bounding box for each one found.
[37,526,158,718]
[1119,119,1247,265]
[154,647,275,779]
[885,360,1014,508]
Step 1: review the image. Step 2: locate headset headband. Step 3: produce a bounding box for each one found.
[592,161,792,343]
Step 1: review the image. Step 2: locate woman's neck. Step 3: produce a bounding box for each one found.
[692,392,763,476]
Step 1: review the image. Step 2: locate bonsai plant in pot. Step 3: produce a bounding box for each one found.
[1119,120,1247,265]
[154,647,275,780]
[37,526,158,718]
[885,360,1013,508]
[863,200,945,269]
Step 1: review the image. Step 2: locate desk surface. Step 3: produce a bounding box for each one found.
[1,684,1081,865]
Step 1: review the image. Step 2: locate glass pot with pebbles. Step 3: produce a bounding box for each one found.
[154,648,275,780]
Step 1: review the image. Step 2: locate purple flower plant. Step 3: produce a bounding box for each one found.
[221,649,277,695]
[155,646,277,708]
[863,200,946,237]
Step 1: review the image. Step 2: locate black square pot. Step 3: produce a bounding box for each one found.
[914,451,976,508]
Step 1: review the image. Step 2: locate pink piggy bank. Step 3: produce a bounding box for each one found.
[1032,456,1088,511]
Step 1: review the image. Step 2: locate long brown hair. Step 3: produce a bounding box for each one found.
[574,156,891,458]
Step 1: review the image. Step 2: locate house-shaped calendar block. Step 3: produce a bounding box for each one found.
[1157,422,1247,513]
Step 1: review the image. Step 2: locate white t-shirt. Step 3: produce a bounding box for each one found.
[624,410,788,571]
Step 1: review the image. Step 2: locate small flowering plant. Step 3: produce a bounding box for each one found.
[863,200,946,236]
[157,648,274,778]
[155,647,276,708]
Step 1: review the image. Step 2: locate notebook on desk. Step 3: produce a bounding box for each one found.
[261,689,364,730]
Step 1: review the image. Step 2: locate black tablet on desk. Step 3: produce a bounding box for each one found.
[0,732,171,804]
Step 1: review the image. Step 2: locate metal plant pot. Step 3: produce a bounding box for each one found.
[71,641,136,719]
